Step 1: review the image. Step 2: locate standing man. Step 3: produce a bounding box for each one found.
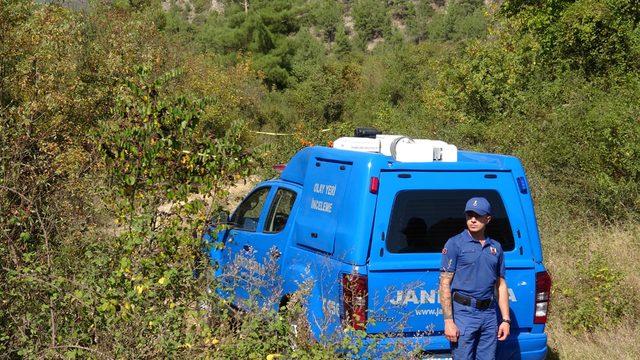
[439,197,511,360]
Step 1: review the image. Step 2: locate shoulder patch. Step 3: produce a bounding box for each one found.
[490,246,497,255]
[442,248,448,255]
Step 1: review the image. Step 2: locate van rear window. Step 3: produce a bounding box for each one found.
[386,190,515,253]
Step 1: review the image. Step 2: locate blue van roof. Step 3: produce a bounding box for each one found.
[280,146,524,185]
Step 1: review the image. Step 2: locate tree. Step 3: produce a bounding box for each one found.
[352,0,391,42]
[500,0,640,77]
[311,0,343,42]
[334,24,353,55]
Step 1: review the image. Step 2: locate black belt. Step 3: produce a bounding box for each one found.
[453,292,493,310]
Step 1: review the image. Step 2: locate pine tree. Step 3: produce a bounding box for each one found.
[334,24,351,56]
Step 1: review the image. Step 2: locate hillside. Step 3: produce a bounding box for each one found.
[1,0,639,358]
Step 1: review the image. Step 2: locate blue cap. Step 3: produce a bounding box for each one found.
[465,197,492,216]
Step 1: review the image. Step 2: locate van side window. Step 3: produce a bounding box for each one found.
[231,187,271,232]
[264,189,297,233]
[387,190,515,253]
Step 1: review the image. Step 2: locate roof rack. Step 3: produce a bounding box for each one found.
[333,134,458,163]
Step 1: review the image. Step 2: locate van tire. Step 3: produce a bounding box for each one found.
[279,293,314,343]
[279,294,292,312]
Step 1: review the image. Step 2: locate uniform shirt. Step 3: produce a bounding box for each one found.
[440,230,505,300]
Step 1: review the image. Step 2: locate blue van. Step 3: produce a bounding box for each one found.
[205,132,551,359]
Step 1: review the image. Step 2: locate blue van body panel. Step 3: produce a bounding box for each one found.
[207,145,549,357]
[516,172,545,264]
[281,147,525,184]
[280,247,361,336]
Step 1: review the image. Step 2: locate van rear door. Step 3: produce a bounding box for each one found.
[366,171,536,337]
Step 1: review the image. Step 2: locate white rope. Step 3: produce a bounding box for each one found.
[251,128,331,136]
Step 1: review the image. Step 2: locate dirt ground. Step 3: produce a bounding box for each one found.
[222,176,261,210]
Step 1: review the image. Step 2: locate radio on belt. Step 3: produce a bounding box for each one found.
[332,134,458,163]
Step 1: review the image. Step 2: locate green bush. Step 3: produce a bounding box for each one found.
[562,255,633,334]
[501,0,640,78]
[426,0,487,42]
[522,79,640,219]
[352,0,391,43]
[403,0,435,42]
[310,0,344,42]
[435,0,640,220]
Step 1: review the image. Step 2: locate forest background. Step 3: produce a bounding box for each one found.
[1,0,639,358]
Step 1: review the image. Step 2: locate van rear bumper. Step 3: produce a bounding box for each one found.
[363,332,547,359]
[496,332,548,360]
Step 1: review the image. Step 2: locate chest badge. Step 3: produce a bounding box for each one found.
[490,246,497,255]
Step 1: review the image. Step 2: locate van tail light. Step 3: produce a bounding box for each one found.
[369,177,379,194]
[534,271,552,324]
[342,273,368,330]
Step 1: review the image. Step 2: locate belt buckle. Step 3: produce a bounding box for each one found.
[477,298,492,310]
[454,292,470,306]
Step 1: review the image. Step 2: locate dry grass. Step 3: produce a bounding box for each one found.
[539,218,640,359]
[547,321,640,359]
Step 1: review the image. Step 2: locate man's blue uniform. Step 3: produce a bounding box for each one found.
[441,229,505,360]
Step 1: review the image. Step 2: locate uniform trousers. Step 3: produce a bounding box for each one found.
[451,299,497,360]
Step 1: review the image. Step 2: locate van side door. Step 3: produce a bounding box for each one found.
[221,186,273,305]
[221,184,300,308]
[249,185,300,306]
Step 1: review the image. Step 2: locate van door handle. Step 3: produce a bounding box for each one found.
[243,245,253,252]
[270,248,281,259]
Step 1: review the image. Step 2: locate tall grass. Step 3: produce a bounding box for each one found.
[540,216,640,359]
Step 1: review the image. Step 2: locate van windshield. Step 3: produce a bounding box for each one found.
[386,190,515,253]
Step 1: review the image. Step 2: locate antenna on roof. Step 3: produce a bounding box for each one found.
[354,127,380,138]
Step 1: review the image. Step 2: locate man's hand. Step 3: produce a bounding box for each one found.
[444,319,460,342]
[496,277,510,341]
[497,321,510,341]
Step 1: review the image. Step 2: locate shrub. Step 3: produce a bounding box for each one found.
[352,0,391,43]
[501,0,640,78]
[562,255,632,334]
[426,0,487,42]
[310,0,344,42]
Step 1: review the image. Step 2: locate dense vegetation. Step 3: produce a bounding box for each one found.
[1,0,639,358]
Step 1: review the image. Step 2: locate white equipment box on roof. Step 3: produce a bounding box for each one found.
[332,134,458,163]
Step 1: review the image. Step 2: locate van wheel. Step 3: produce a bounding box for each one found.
[279,294,314,345]
[278,294,292,312]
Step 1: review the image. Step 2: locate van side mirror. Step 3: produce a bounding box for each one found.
[213,210,231,226]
